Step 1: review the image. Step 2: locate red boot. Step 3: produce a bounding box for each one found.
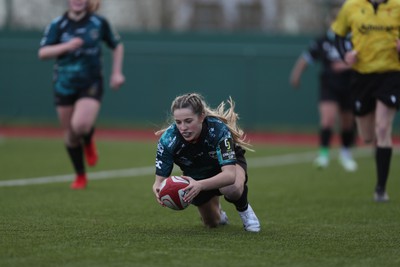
[84,141,98,167]
[71,174,87,190]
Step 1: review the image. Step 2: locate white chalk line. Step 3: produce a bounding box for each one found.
[0,148,382,188]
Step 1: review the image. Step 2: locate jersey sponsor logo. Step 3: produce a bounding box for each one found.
[220,138,236,161]
[208,127,216,139]
[358,24,400,35]
[224,138,231,150]
[76,28,87,34]
[167,136,177,148]
[157,143,164,156]
[222,151,236,160]
[81,47,99,56]
[155,159,162,170]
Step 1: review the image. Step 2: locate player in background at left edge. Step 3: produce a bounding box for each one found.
[38,0,125,189]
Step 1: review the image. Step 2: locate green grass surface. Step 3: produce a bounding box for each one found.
[0,137,399,267]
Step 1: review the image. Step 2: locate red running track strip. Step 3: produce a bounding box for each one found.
[1,126,399,145]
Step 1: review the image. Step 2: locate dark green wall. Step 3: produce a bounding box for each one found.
[0,31,349,131]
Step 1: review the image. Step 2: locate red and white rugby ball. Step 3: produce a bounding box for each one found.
[159,176,190,210]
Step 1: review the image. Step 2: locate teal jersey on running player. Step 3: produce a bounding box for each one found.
[155,117,239,180]
[39,12,120,95]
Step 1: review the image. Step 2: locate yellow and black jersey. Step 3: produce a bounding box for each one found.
[332,0,400,73]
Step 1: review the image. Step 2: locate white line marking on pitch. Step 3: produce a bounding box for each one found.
[0,148,378,188]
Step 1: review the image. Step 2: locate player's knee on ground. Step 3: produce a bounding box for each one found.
[202,216,220,228]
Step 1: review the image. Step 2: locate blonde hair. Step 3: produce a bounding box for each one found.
[88,0,100,12]
[156,93,253,151]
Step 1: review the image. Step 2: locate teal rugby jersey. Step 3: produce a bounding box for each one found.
[155,117,238,180]
[40,12,120,94]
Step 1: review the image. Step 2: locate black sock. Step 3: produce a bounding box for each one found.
[224,185,249,212]
[83,127,95,145]
[320,128,332,147]
[341,129,355,148]
[375,147,392,193]
[66,145,85,175]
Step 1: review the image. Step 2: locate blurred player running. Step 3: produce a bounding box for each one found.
[38,0,125,189]
[290,8,357,172]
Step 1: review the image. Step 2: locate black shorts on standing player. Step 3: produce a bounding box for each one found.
[350,71,400,116]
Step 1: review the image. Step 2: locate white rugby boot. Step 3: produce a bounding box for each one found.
[219,209,229,225]
[374,191,389,203]
[238,204,261,232]
[338,150,357,172]
[313,155,329,169]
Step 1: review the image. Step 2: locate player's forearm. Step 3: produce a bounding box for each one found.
[112,43,124,74]
[38,43,72,59]
[331,60,351,72]
[199,167,236,191]
[290,57,308,87]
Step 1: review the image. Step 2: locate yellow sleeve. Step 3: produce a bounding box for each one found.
[331,4,350,37]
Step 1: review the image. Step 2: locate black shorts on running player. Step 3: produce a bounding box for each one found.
[319,71,354,111]
[351,71,400,116]
[54,79,104,106]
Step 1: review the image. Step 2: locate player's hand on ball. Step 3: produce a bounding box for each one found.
[158,176,191,210]
[181,176,202,203]
[152,181,165,206]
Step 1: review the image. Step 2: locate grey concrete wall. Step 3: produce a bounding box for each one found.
[1,0,344,33]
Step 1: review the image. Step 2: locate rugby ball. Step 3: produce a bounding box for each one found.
[159,176,190,210]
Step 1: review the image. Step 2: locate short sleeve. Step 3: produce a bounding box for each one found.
[39,20,60,47]
[101,18,121,49]
[155,136,175,178]
[216,136,237,166]
[303,38,321,64]
[331,5,350,37]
